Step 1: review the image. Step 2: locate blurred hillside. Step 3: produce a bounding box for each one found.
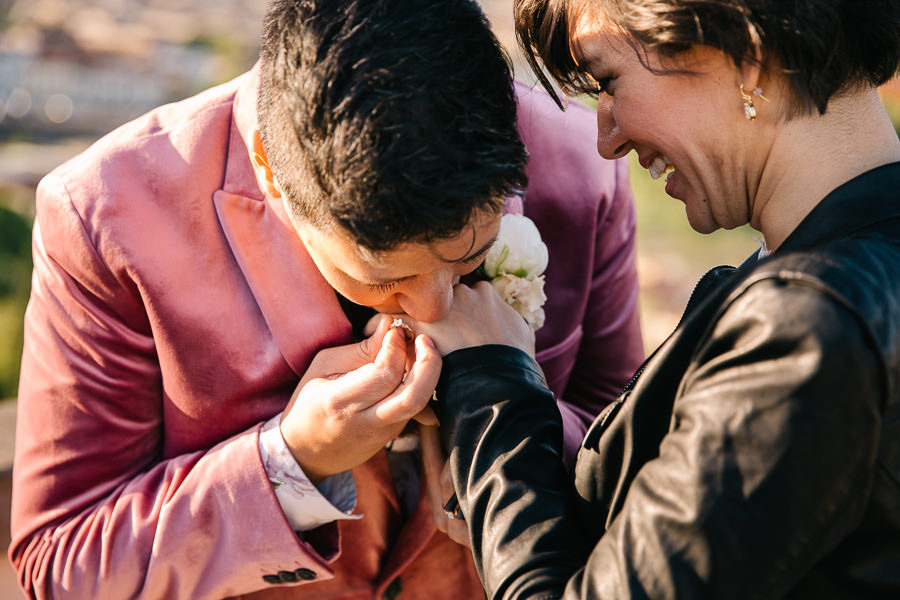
[0,0,264,138]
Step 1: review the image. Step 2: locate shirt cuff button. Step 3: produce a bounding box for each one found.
[262,574,281,584]
[295,567,317,580]
[278,570,299,583]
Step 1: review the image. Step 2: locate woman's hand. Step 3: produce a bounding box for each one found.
[402,281,535,357]
[279,318,440,484]
[420,425,470,547]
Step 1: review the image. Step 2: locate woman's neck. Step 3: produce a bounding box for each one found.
[753,88,900,251]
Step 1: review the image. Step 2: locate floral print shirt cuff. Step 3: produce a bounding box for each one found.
[259,414,362,532]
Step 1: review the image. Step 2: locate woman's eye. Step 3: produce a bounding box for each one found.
[582,72,613,97]
[369,281,399,293]
[595,77,613,96]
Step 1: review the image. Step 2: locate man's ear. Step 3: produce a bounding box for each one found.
[250,129,282,198]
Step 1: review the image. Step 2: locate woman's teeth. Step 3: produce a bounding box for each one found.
[649,155,674,180]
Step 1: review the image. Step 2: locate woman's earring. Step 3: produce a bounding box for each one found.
[740,84,769,121]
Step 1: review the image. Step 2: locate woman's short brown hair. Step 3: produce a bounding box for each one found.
[515,0,900,116]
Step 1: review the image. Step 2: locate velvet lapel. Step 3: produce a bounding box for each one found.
[213,67,351,377]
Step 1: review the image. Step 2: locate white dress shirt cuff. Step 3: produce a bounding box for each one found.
[259,414,362,532]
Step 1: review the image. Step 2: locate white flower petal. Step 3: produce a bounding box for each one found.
[490,274,547,331]
[483,214,548,279]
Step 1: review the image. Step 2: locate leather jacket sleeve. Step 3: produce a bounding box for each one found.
[436,278,885,600]
[435,346,585,600]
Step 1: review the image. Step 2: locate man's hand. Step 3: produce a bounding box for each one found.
[405,281,535,357]
[420,425,469,547]
[279,318,440,484]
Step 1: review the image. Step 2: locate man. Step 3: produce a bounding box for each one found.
[9,0,643,597]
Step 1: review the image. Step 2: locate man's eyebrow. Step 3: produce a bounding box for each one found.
[440,235,497,264]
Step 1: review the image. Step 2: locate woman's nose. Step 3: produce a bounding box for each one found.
[595,96,629,160]
[395,270,454,322]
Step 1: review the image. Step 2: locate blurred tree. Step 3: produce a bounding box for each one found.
[0,203,32,399]
[879,79,900,138]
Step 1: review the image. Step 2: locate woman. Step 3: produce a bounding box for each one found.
[409,0,900,597]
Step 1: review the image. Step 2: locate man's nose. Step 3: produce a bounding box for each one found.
[396,270,454,322]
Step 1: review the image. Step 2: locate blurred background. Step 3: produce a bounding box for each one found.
[0,1,898,595]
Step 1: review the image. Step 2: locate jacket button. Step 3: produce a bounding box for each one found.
[262,574,281,584]
[383,577,402,600]
[277,570,299,583]
[294,568,317,580]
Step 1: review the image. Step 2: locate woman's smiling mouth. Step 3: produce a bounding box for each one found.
[648,155,674,180]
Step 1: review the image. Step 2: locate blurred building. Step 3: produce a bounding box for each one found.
[0,0,265,138]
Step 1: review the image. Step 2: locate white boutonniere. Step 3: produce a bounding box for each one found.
[482,214,548,330]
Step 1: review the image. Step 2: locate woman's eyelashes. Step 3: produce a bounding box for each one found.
[595,76,614,96]
[581,71,613,97]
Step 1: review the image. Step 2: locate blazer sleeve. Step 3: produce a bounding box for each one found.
[554,157,644,461]
[9,175,339,599]
[516,84,643,460]
[437,280,884,600]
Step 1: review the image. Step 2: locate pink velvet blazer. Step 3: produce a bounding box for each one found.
[10,67,643,599]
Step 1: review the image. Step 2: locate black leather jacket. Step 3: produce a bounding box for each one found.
[435,163,900,599]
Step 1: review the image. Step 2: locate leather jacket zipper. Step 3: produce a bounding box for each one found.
[619,264,737,396]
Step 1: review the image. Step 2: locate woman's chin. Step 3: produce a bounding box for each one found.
[684,207,720,235]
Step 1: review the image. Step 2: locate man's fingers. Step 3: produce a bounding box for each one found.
[373,334,441,423]
[299,318,393,385]
[320,327,409,410]
[372,325,410,370]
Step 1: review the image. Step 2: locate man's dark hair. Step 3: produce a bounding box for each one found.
[258,0,528,252]
[515,0,900,117]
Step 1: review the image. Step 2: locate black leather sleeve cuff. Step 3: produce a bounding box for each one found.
[433,345,550,449]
